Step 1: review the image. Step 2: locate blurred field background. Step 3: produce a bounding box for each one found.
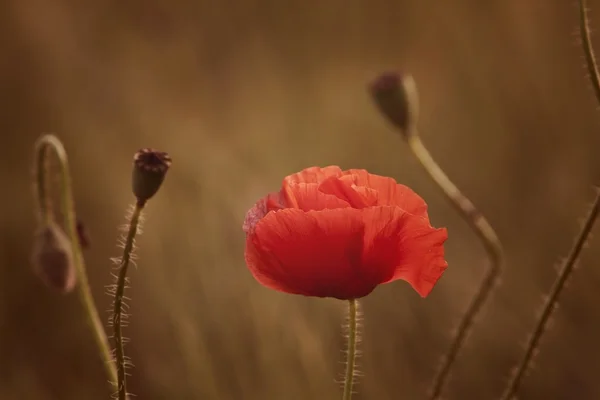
[2,1,600,399]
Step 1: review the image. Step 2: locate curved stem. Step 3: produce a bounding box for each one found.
[33,134,118,389]
[113,200,145,400]
[34,141,53,225]
[406,135,503,400]
[342,299,358,400]
[500,1,600,398]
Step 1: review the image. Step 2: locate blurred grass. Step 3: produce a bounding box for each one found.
[2,0,600,399]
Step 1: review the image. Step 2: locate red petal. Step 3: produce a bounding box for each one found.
[245,208,383,299]
[284,166,343,185]
[243,192,285,234]
[341,169,429,217]
[361,206,448,297]
[318,176,379,208]
[282,182,351,211]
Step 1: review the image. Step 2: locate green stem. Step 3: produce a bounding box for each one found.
[406,135,503,400]
[33,134,118,390]
[113,200,145,400]
[342,299,358,400]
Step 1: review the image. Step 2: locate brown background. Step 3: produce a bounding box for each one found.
[2,1,600,399]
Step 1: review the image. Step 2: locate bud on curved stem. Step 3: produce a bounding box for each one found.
[370,73,503,399]
[34,135,117,392]
[32,134,118,392]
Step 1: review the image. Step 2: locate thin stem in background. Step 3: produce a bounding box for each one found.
[500,1,600,398]
[342,299,359,400]
[33,134,118,390]
[500,193,600,399]
[112,200,145,400]
[407,135,503,400]
[369,73,504,399]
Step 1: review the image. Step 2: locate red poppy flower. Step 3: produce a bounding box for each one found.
[243,166,448,299]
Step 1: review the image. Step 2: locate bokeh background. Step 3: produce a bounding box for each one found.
[2,1,600,399]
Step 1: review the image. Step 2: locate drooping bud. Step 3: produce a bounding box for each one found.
[31,222,76,293]
[131,148,172,204]
[369,72,419,137]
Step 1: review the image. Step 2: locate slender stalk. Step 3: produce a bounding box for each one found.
[112,200,145,400]
[501,193,599,399]
[33,134,118,389]
[406,135,503,400]
[34,142,52,225]
[342,299,358,400]
[500,1,600,398]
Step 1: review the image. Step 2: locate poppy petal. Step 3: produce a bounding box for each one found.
[361,206,448,297]
[318,176,378,209]
[284,165,343,185]
[244,237,302,294]
[246,208,382,299]
[282,182,351,211]
[342,169,429,217]
[391,220,447,297]
[243,192,285,234]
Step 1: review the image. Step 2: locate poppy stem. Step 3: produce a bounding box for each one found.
[501,2,600,398]
[342,298,359,400]
[33,134,118,391]
[406,134,503,400]
[501,193,600,398]
[112,200,145,400]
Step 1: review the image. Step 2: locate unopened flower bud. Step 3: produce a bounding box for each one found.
[132,148,172,203]
[369,72,419,136]
[31,222,76,293]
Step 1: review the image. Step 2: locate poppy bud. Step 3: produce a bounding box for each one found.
[31,222,76,293]
[369,72,419,136]
[131,148,172,204]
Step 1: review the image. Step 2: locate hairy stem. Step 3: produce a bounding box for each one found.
[33,134,118,389]
[405,135,503,400]
[500,1,600,398]
[342,299,359,400]
[113,200,145,400]
[501,193,600,399]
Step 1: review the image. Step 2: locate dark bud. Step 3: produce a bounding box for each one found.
[132,148,172,203]
[31,222,76,293]
[369,72,419,137]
